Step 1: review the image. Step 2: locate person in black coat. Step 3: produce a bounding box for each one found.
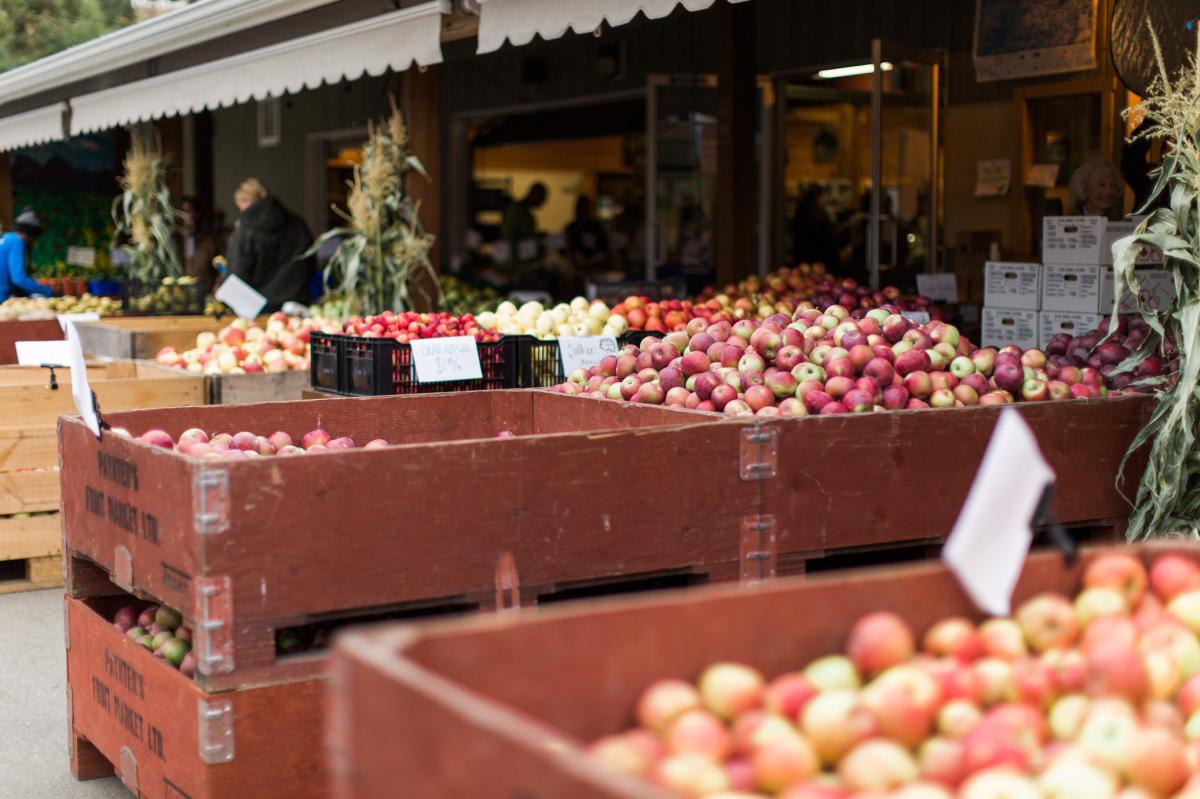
[226,178,315,310]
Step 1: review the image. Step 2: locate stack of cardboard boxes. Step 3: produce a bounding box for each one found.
[981,217,1171,351]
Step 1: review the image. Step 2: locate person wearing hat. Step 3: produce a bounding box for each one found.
[0,208,53,302]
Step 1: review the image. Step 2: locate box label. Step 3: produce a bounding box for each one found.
[410,337,483,383]
[1039,311,1101,348]
[1040,264,1101,313]
[1104,221,1164,265]
[1100,269,1175,313]
[983,262,1040,310]
[981,307,1038,350]
[15,339,71,366]
[1042,216,1105,265]
[558,336,619,374]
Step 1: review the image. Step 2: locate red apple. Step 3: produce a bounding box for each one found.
[847,611,915,677]
[699,662,764,720]
[1084,553,1148,607]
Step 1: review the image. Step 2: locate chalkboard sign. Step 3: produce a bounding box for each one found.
[974,0,1098,82]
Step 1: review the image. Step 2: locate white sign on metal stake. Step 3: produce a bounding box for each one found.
[942,409,1055,616]
[215,275,268,320]
[410,337,483,383]
[66,323,101,437]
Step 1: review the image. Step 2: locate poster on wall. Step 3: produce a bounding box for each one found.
[973,0,1098,82]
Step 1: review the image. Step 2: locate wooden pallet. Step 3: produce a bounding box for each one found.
[0,554,61,594]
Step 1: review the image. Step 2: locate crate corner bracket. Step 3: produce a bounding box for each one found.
[193,468,230,535]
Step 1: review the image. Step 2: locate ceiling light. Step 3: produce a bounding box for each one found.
[815,62,893,79]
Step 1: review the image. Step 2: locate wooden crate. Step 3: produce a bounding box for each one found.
[763,394,1151,575]
[59,391,731,691]
[0,318,63,364]
[206,370,310,404]
[65,595,324,799]
[328,544,1180,799]
[72,316,246,360]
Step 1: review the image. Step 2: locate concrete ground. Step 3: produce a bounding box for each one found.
[0,588,129,798]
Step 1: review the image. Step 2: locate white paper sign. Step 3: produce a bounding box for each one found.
[916,273,959,303]
[57,312,100,331]
[975,159,1011,197]
[943,410,1055,616]
[901,311,931,324]
[67,246,96,267]
[16,340,71,367]
[558,336,619,374]
[67,324,101,437]
[215,274,268,320]
[410,337,483,383]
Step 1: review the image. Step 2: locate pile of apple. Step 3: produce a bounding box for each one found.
[125,427,392,457]
[154,312,341,375]
[112,603,194,677]
[554,305,1114,416]
[591,552,1200,798]
[339,310,501,344]
[1046,315,1170,394]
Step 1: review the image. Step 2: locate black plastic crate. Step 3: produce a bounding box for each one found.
[309,331,341,392]
[310,332,517,396]
[512,330,672,387]
[121,277,205,316]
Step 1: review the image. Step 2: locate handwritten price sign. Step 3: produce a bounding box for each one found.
[558,336,619,374]
[410,337,483,383]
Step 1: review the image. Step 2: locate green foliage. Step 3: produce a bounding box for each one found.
[308,99,440,317]
[14,189,115,275]
[1110,25,1200,540]
[0,0,133,72]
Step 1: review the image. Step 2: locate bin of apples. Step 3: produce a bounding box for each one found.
[339,310,502,343]
[154,312,342,375]
[591,552,1200,798]
[554,305,1118,416]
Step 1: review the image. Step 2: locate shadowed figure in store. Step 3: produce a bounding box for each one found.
[565,195,610,272]
[499,182,547,276]
[791,184,838,270]
[180,196,223,297]
[1069,157,1127,220]
[0,208,53,302]
[226,178,315,311]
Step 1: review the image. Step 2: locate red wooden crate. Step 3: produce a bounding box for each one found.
[327,543,1184,799]
[65,595,324,799]
[60,390,735,691]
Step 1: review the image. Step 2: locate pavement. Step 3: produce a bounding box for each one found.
[0,588,130,798]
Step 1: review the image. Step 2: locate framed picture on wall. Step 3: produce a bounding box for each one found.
[973,0,1098,82]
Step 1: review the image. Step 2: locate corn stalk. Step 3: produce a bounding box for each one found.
[111,131,180,283]
[309,98,440,318]
[1109,24,1200,540]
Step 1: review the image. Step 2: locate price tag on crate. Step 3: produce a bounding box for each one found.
[558,336,619,374]
[410,337,483,383]
[66,323,101,436]
[16,339,71,366]
[901,310,931,324]
[56,312,99,331]
[942,410,1054,616]
[215,274,268,320]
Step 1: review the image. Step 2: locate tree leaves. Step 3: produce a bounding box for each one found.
[0,0,133,72]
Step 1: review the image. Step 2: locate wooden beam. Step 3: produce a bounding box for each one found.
[715,0,756,288]
[402,65,443,277]
[0,152,12,228]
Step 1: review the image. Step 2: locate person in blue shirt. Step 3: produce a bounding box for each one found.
[0,208,53,302]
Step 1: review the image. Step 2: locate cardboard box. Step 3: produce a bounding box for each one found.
[1103,220,1164,265]
[1040,264,1103,313]
[1040,310,1102,348]
[983,262,1041,310]
[981,307,1039,350]
[1100,268,1176,314]
[1042,216,1106,265]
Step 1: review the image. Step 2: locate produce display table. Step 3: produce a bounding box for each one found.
[0,319,64,365]
[0,361,203,594]
[327,544,1177,798]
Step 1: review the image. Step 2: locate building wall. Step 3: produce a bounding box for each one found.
[210,72,399,231]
